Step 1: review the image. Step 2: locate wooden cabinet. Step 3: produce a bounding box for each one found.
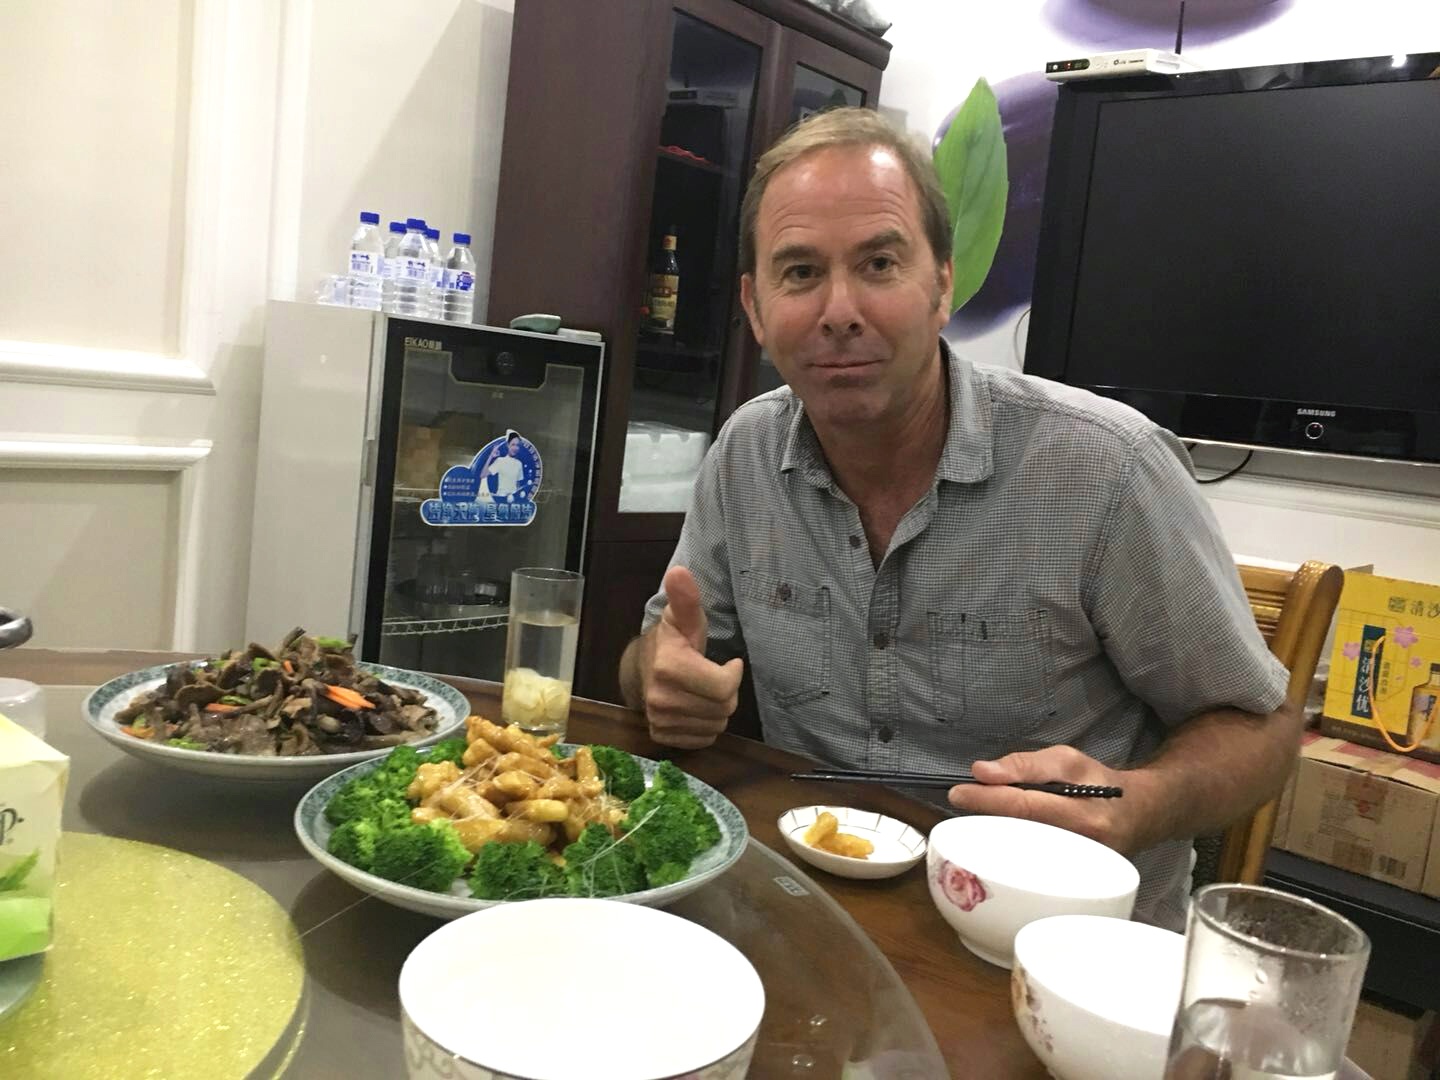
[487,0,889,704]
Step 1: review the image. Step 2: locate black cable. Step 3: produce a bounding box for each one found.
[1196,448,1254,485]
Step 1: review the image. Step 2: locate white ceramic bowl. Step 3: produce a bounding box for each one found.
[400,898,764,1080]
[927,816,1139,968]
[778,805,926,880]
[1012,914,1184,1080]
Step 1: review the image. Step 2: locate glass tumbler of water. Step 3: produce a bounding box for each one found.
[1164,883,1370,1080]
[501,568,582,738]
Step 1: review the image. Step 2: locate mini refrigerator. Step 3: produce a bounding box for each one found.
[247,301,604,681]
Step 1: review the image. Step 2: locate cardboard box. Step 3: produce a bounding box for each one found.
[1270,730,1322,849]
[0,714,69,961]
[1424,808,1440,900]
[1277,737,1440,892]
[1347,999,1437,1080]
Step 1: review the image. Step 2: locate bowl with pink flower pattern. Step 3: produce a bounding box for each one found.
[926,816,1139,969]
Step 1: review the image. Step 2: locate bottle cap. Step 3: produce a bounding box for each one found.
[406,217,425,229]
[359,211,380,225]
[389,221,406,233]
[453,232,471,245]
[426,228,440,240]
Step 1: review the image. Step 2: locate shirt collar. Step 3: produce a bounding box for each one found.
[779,337,994,488]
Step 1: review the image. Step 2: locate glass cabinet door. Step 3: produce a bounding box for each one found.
[364,320,601,681]
[618,10,762,515]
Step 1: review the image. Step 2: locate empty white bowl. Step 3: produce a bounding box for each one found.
[1012,914,1185,1080]
[778,805,927,880]
[400,897,764,1080]
[927,816,1139,968]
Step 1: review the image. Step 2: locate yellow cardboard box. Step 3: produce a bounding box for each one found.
[1322,571,1440,760]
[1277,736,1440,892]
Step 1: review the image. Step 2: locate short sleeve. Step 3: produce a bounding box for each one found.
[1085,428,1290,726]
[639,442,746,665]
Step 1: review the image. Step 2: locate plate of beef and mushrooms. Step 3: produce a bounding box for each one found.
[83,628,469,781]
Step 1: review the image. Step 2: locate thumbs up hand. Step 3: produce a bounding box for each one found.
[642,565,744,749]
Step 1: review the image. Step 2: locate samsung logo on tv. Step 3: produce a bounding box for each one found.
[1296,408,1337,418]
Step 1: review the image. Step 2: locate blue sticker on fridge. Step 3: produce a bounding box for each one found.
[420,429,543,527]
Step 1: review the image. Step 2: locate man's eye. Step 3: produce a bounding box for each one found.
[867,255,896,272]
[782,265,816,282]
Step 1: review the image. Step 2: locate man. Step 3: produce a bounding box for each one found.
[617,108,1296,929]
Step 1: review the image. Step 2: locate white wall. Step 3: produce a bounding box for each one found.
[878,0,1440,582]
[272,0,514,318]
[0,0,514,652]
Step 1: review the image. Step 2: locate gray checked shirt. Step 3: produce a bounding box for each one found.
[642,340,1290,928]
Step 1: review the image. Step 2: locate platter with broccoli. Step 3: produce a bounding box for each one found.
[293,718,748,920]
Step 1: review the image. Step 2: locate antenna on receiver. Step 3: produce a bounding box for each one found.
[1174,0,1187,55]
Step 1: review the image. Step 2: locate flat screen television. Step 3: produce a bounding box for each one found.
[1024,53,1440,465]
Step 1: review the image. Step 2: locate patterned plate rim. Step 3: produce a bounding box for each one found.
[83,659,469,767]
[294,747,750,912]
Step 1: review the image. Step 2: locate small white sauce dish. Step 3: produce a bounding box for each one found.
[778,805,927,880]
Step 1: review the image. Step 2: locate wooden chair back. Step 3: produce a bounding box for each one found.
[1214,559,1344,883]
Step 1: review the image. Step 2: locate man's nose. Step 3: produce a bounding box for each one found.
[819,275,863,338]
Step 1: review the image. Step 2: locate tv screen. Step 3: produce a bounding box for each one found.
[1025,54,1440,465]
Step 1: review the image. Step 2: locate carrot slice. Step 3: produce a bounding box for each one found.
[323,684,374,711]
[204,702,241,713]
[120,724,154,740]
[282,660,294,675]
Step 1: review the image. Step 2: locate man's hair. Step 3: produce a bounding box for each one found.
[738,106,952,279]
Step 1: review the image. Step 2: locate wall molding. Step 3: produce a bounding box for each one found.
[1204,472,1440,531]
[0,438,213,471]
[0,340,215,395]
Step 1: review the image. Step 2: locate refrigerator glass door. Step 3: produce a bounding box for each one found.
[361,320,602,680]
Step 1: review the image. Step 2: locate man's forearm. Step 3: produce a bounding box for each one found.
[1126,699,1304,851]
[618,630,655,711]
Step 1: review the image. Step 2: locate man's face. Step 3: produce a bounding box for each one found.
[739,145,953,430]
[506,438,519,455]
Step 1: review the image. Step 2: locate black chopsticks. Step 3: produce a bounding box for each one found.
[789,768,1123,799]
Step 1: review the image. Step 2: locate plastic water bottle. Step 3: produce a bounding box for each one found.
[392,218,429,317]
[348,211,384,310]
[443,233,477,323]
[380,220,405,313]
[423,227,444,319]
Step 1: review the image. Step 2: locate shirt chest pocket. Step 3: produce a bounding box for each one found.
[738,571,832,709]
[927,610,1057,742]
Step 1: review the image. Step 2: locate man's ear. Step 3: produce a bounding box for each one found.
[739,273,765,348]
[934,258,955,323]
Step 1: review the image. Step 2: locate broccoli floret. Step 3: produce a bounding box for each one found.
[622,778,722,889]
[423,738,466,767]
[562,824,646,897]
[468,841,566,901]
[549,743,574,759]
[652,759,689,792]
[370,820,471,893]
[590,745,645,801]
[372,745,423,791]
[327,819,381,872]
[324,777,383,826]
[371,796,414,832]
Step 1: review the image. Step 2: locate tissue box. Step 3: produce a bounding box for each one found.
[0,714,68,961]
